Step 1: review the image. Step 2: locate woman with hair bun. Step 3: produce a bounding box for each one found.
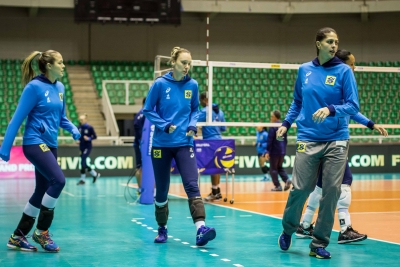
[143,46,216,246]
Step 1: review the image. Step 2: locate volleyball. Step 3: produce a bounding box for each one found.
[214,146,235,169]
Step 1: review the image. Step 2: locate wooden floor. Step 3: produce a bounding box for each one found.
[170,174,400,244]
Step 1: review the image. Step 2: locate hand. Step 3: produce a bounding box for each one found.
[169,125,177,134]
[186,130,195,137]
[72,131,81,140]
[373,125,388,137]
[264,153,270,161]
[312,107,330,124]
[0,151,10,162]
[276,126,287,141]
[84,136,90,141]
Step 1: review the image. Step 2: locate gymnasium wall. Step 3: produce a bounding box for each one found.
[0,7,399,63]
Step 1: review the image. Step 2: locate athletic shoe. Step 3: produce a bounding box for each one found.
[338,226,367,244]
[284,180,292,191]
[295,223,314,238]
[203,188,222,202]
[196,225,216,246]
[271,186,283,191]
[32,230,60,252]
[77,180,85,185]
[261,175,269,181]
[309,247,331,259]
[93,173,100,183]
[7,233,37,252]
[154,226,168,243]
[278,232,292,251]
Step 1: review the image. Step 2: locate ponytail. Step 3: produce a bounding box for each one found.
[21,49,60,86]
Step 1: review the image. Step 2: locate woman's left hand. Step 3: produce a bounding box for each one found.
[373,125,388,137]
[312,107,330,124]
[186,130,196,137]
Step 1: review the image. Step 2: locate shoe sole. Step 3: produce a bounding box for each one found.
[295,233,313,239]
[7,243,37,252]
[196,229,216,246]
[309,251,331,259]
[278,234,292,251]
[338,235,367,244]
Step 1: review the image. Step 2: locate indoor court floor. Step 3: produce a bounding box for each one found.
[0,173,399,267]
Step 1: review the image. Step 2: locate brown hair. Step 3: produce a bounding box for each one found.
[315,27,337,55]
[21,50,60,86]
[168,46,191,66]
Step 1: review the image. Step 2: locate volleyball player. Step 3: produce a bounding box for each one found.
[296,49,388,244]
[0,50,81,252]
[76,113,100,185]
[255,126,270,181]
[143,47,216,246]
[277,28,360,259]
[198,92,227,201]
[264,110,291,191]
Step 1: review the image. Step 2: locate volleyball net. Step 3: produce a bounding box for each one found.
[154,55,400,145]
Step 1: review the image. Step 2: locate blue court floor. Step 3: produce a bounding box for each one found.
[0,176,399,267]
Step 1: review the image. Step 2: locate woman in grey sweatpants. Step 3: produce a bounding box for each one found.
[276,27,360,259]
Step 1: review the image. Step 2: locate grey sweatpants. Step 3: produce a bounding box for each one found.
[282,140,349,248]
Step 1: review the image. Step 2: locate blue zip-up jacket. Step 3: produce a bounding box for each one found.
[198,104,226,140]
[267,121,287,155]
[0,75,80,161]
[143,72,199,147]
[78,123,97,149]
[256,130,268,155]
[350,113,375,130]
[133,108,145,146]
[282,57,359,141]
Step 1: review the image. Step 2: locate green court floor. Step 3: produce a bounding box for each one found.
[0,177,399,267]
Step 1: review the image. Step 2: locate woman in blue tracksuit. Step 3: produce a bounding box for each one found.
[277,28,360,259]
[296,49,388,244]
[256,126,269,181]
[143,47,216,246]
[0,50,80,252]
[76,113,100,185]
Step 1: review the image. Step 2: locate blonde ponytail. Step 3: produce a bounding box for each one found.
[21,51,41,86]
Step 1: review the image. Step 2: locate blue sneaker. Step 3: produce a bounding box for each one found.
[196,225,216,246]
[32,230,60,252]
[154,226,168,243]
[278,232,292,251]
[309,247,331,259]
[7,233,37,252]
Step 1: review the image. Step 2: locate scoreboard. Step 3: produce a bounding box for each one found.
[74,0,181,25]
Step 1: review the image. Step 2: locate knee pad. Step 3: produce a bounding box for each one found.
[155,202,169,226]
[37,206,55,231]
[15,213,36,236]
[188,197,206,223]
[261,166,269,174]
[337,184,351,209]
[306,186,322,211]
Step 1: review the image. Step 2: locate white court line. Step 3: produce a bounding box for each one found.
[236,198,400,204]
[269,211,400,216]
[213,216,226,218]
[166,192,400,246]
[182,242,189,245]
[210,254,219,257]
[239,215,252,217]
[233,264,244,267]
[132,218,145,220]
[62,191,75,197]
[221,259,231,262]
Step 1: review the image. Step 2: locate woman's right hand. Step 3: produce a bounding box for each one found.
[169,125,177,134]
[276,126,287,141]
[0,149,10,162]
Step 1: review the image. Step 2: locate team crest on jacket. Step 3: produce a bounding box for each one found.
[325,76,336,86]
[184,90,192,99]
[59,93,63,101]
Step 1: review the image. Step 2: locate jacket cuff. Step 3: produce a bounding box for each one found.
[282,120,291,131]
[327,105,336,117]
[367,120,375,130]
[187,126,197,134]
[164,123,173,133]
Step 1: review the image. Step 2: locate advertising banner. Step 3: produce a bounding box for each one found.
[0,147,35,179]
[171,139,235,175]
